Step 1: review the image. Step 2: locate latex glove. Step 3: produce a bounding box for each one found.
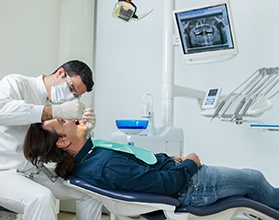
[82,107,96,129]
[52,99,85,120]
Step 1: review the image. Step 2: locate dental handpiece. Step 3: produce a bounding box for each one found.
[211,100,226,122]
[235,98,253,119]
[230,97,246,122]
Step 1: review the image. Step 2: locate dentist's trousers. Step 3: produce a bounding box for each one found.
[0,170,103,220]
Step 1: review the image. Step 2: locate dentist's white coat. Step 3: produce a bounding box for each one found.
[0,74,102,220]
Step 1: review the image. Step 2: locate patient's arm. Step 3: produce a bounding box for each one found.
[184,153,201,168]
[171,153,201,168]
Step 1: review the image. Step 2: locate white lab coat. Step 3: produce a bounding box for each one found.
[0,74,44,172]
[0,74,102,220]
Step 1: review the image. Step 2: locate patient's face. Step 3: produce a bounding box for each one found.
[42,118,87,139]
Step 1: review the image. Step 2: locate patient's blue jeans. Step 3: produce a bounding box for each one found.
[177,165,279,210]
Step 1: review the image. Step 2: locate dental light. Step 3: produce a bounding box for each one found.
[112,0,153,22]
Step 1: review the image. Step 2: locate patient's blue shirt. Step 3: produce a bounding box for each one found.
[72,139,198,197]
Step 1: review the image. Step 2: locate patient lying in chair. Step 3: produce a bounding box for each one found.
[23,119,279,211]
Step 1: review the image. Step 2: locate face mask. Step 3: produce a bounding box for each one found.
[50,82,75,104]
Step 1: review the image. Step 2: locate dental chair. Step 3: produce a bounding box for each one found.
[65,176,279,220]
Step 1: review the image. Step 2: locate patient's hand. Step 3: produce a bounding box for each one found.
[171,155,184,163]
[184,153,201,168]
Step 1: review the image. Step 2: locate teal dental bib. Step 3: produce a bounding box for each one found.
[91,138,157,165]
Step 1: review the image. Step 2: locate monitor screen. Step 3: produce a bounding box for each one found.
[173,0,238,64]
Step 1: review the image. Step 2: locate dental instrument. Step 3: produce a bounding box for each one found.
[210,100,225,122]
[229,69,271,120]
[229,97,246,122]
[219,68,267,118]
[263,67,279,98]
[235,68,278,119]
[210,68,266,121]
[204,67,279,124]
[236,68,279,119]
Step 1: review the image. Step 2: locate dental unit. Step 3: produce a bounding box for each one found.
[201,67,279,124]
[3,1,279,219]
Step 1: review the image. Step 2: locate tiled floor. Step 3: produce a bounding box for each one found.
[58,212,110,220]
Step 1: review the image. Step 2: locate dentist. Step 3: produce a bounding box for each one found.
[0,60,102,220]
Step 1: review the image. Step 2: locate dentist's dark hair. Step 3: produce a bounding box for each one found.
[52,60,94,92]
[24,123,75,179]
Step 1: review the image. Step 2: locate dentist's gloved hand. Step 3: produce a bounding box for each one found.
[52,99,85,120]
[82,107,96,129]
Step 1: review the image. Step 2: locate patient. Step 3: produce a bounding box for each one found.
[24,119,279,210]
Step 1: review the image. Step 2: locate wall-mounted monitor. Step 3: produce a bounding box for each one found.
[173,0,238,64]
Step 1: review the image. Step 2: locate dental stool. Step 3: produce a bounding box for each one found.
[65,175,279,220]
[0,207,18,220]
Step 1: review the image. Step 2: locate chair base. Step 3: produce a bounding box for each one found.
[0,211,17,220]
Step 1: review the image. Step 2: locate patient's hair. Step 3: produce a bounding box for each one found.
[24,123,75,179]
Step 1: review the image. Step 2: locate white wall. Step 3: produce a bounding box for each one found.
[94,0,279,185]
[0,0,95,106]
[0,0,61,76]
[59,0,96,106]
